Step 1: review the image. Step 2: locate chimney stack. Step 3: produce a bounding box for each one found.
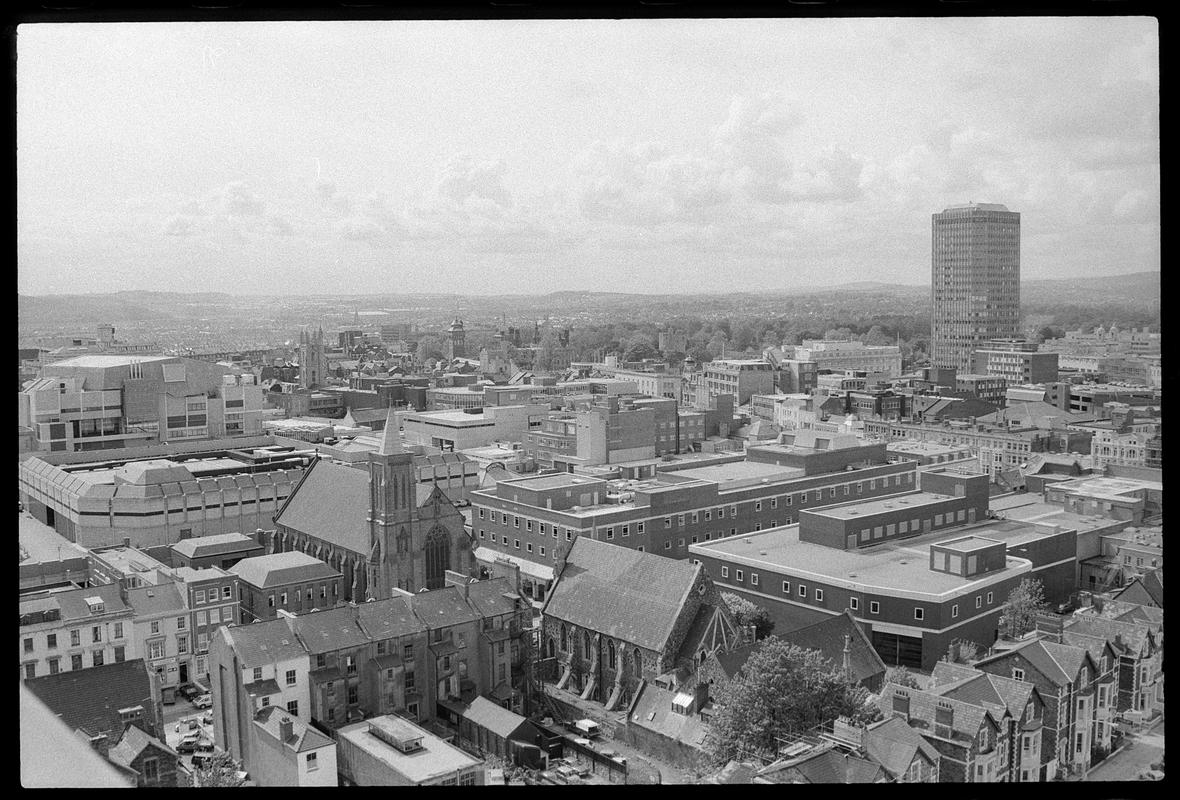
[842,634,853,683]
[279,716,294,743]
[123,537,131,548]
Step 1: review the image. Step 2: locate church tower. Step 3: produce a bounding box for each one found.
[298,326,327,390]
[366,407,415,599]
[446,319,466,361]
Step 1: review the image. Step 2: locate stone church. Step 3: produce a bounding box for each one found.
[267,409,471,600]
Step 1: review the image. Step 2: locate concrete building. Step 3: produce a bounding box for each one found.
[689,469,1081,671]
[402,404,549,452]
[18,440,310,548]
[793,340,903,379]
[702,359,775,405]
[972,345,1058,385]
[19,354,265,452]
[931,203,1021,372]
[231,552,345,623]
[955,374,1009,407]
[19,511,90,593]
[337,715,484,786]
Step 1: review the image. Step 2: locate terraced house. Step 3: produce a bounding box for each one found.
[878,683,1005,782]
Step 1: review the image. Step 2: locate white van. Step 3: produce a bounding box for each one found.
[573,719,601,738]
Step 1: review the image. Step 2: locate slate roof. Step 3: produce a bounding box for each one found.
[221,618,307,668]
[1112,569,1163,608]
[877,684,992,744]
[229,551,341,589]
[862,715,940,779]
[273,459,372,555]
[355,595,426,640]
[253,705,334,753]
[780,609,887,689]
[759,747,886,784]
[542,537,700,653]
[106,723,177,770]
[24,659,158,739]
[125,582,187,617]
[171,532,263,560]
[626,680,709,750]
[411,585,480,629]
[292,605,370,654]
[461,696,530,740]
[672,604,737,668]
[927,662,1036,718]
[462,577,520,619]
[975,639,1092,687]
[20,583,131,621]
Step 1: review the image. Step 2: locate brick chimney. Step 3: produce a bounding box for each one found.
[279,716,294,743]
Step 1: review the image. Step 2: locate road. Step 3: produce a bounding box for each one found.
[1085,717,1164,782]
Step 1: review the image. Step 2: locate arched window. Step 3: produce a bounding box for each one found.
[547,637,556,659]
[633,648,643,675]
[561,625,568,653]
[607,640,616,669]
[583,631,592,660]
[423,526,450,590]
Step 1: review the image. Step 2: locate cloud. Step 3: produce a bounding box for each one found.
[220,181,265,216]
[162,214,198,236]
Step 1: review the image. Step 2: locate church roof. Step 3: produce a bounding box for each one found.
[274,459,371,556]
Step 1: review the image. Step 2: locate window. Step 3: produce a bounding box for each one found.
[306,752,318,771]
[637,522,645,534]
[606,527,614,540]
[177,636,188,654]
[71,654,83,671]
[285,669,297,686]
[951,604,959,618]
[479,508,485,519]
[678,514,685,527]
[751,573,759,586]
[279,592,287,606]
[539,546,546,556]
[771,498,778,509]
[287,700,299,716]
[23,638,33,654]
[174,617,184,631]
[721,566,729,579]
[870,601,880,615]
[261,697,270,707]
[149,641,165,660]
[268,594,275,608]
[976,596,982,609]
[513,516,519,528]
[730,506,737,518]
[664,541,672,550]
[1012,668,1025,682]
[92,650,104,667]
[526,520,532,531]
[150,621,160,635]
[46,634,57,650]
[48,658,60,675]
[850,597,859,610]
[514,539,520,550]
[830,488,837,498]
[735,569,744,582]
[209,607,221,625]
[346,654,357,675]
[196,590,206,604]
[754,501,762,512]
[223,585,232,599]
[786,495,793,505]
[24,662,36,679]
[798,585,807,598]
[691,512,699,524]
[814,589,823,602]
[914,608,924,621]
[986,592,993,604]
[142,758,159,783]
[114,646,125,663]
[622,525,629,537]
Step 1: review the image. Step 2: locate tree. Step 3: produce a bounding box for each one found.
[884,665,922,690]
[186,752,247,787]
[414,334,445,361]
[722,592,775,640]
[704,637,881,765]
[999,577,1048,640]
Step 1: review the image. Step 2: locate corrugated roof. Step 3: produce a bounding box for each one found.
[542,537,700,653]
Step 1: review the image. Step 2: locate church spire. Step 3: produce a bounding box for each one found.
[377,406,403,455]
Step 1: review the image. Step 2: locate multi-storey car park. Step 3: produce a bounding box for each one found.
[469,441,918,602]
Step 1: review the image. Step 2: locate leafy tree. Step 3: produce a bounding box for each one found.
[721,592,775,640]
[186,752,247,787]
[414,334,446,361]
[704,637,881,765]
[999,578,1049,640]
[884,665,923,690]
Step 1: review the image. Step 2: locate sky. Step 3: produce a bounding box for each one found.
[17,17,1159,296]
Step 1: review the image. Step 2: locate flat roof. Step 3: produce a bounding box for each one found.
[1053,476,1162,496]
[668,461,806,488]
[690,520,1053,600]
[887,441,971,454]
[497,473,608,492]
[46,355,173,369]
[19,513,88,564]
[89,545,168,575]
[338,717,481,783]
[407,410,489,425]
[936,535,1003,553]
[806,491,957,521]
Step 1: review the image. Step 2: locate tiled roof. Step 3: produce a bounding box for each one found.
[106,723,177,770]
[292,605,370,654]
[780,610,886,688]
[229,551,341,589]
[355,595,426,640]
[1112,569,1163,607]
[928,662,1035,718]
[222,618,307,668]
[253,705,334,753]
[274,459,371,555]
[863,715,939,778]
[24,659,157,739]
[542,537,700,653]
[976,638,1090,687]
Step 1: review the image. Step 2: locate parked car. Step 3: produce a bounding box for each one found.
[201,711,214,727]
[176,734,211,755]
[176,719,200,734]
[190,751,218,768]
[572,718,601,738]
[177,683,201,702]
[193,693,213,709]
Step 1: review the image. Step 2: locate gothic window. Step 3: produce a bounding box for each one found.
[547,637,556,659]
[633,648,643,675]
[561,624,569,653]
[583,631,592,660]
[424,526,450,590]
[607,640,616,669]
[397,528,410,555]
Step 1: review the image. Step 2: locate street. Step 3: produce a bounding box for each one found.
[1085,717,1165,782]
